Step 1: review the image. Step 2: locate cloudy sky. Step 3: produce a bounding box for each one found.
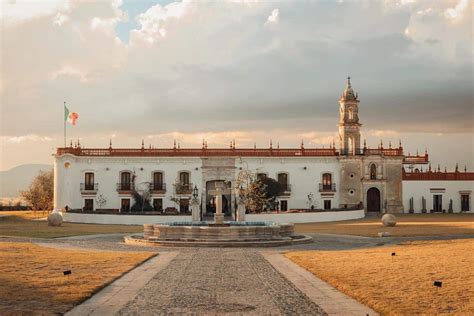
[1,0,472,171]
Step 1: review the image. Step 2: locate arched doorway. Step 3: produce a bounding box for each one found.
[206,180,231,215]
[367,187,381,212]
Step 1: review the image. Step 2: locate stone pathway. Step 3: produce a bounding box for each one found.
[119,249,326,315]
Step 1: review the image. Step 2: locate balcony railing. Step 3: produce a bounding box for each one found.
[151,183,166,192]
[278,184,292,195]
[80,183,98,192]
[175,183,193,194]
[319,183,336,192]
[116,183,135,192]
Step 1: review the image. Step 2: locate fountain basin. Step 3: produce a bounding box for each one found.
[126,222,312,247]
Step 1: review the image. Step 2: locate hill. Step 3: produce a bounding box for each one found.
[0,164,53,198]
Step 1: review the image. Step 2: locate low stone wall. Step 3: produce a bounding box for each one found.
[63,209,364,225]
[246,209,365,223]
[63,212,192,225]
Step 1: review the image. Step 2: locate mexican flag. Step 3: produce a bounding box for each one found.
[64,104,79,125]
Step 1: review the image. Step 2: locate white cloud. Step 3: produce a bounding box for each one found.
[1,0,67,22]
[444,0,469,20]
[2,135,53,144]
[265,8,279,26]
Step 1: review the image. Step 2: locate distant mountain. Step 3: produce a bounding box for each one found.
[0,164,53,198]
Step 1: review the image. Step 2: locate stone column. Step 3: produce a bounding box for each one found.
[214,188,224,224]
[237,198,246,222]
[191,198,201,222]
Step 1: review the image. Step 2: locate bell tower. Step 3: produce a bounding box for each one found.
[338,76,361,155]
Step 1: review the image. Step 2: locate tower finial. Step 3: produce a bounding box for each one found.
[347,76,351,87]
[109,139,112,149]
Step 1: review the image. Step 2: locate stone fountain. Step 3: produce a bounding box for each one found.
[125,184,312,247]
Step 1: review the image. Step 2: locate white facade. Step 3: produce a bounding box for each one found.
[54,154,343,213]
[403,180,473,213]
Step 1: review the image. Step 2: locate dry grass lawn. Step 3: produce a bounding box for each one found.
[286,239,474,315]
[0,214,142,238]
[0,210,50,220]
[0,242,156,315]
[295,214,474,237]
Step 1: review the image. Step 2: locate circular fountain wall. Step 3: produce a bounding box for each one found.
[124,221,312,247]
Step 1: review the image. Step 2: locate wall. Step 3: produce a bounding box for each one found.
[63,212,192,225]
[240,157,341,210]
[402,180,473,213]
[246,209,365,223]
[63,210,364,224]
[54,154,343,212]
[54,155,201,211]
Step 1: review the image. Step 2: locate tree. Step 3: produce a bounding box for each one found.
[233,169,268,213]
[21,170,53,210]
[96,194,107,209]
[169,182,189,213]
[131,182,153,212]
[260,177,283,208]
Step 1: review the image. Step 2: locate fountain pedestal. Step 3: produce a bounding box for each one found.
[191,198,200,222]
[214,187,225,224]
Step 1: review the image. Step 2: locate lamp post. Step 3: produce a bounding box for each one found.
[193,185,198,200]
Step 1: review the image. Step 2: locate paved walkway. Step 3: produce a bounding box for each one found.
[119,249,325,315]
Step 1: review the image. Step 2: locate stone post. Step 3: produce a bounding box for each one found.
[214,187,224,224]
[191,198,200,222]
[237,198,246,222]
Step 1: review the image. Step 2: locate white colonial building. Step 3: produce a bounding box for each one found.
[54,79,473,217]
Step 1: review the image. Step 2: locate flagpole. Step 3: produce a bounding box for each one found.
[64,101,66,148]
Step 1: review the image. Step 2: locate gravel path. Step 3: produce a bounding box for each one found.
[119,248,326,315]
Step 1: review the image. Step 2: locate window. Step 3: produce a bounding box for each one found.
[433,194,442,212]
[121,172,131,190]
[180,199,189,213]
[121,199,130,212]
[322,173,332,190]
[348,108,354,120]
[324,200,331,210]
[280,200,288,211]
[84,173,94,190]
[153,198,163,212]
[179,172,190,185]
[84,199,93,211]
[370,164,377,180]
[277,173,288,191]
[461,195,470,212]
[348,137,354,155]
[153,172,164,190]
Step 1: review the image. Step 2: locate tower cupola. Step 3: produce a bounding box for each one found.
[338,76,362,155]
[340,76,358,101]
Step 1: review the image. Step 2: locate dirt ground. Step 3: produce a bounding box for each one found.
[0,242,156,315]
[295,213,474,237]
[286,239,474,316]
[0,213,142,238]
